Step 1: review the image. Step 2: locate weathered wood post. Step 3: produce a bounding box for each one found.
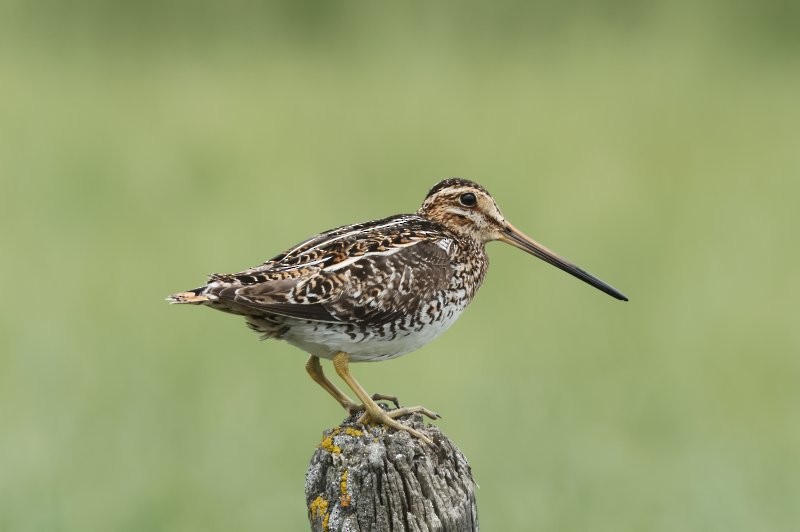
[305,411,478,531]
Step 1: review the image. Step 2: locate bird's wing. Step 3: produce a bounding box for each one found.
[222,238,454,325]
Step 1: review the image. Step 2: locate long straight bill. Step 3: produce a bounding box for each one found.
[500,223,628,301]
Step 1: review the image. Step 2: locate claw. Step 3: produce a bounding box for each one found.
[371,393,401,410]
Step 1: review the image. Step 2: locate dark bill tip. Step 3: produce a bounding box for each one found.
[500,224,629,302]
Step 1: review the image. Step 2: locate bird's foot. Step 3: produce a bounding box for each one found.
[357,404,441,445]
[329,352,438,445]
[378,405,441,421]
[344,393,401,415]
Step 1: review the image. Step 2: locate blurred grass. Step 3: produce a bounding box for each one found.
[1,1,799,531]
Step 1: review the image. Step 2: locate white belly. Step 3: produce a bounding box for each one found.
[282,306,466,362]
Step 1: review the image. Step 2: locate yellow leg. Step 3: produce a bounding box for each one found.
[306,356,420,414]
[305,355,360,413]
[332,351,438,444]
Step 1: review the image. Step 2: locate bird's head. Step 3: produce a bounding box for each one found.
[418,178,508,243]
[418,177,628,301]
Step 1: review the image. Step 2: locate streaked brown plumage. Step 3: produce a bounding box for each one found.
[169,178,627,443]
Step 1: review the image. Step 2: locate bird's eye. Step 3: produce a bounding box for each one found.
[459,193,477,207]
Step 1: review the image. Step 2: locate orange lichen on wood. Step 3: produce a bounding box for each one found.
[339,469,351,507]
[319,429,342,454]
[309,495,330,531]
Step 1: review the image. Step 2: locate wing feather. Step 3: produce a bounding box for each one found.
[216,238,453,325]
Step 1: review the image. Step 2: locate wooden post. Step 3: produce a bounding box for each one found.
[305,412,478,531]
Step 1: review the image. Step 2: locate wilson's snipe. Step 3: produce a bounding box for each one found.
[169,178,627,443]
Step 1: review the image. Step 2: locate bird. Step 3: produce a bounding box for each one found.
[168,178,627,443]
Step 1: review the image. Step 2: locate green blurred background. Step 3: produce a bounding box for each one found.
[1,1,799,530]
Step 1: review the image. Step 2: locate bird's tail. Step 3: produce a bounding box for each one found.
[166,286,210,304]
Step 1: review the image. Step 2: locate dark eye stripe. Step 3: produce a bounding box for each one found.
[459,193,477,207]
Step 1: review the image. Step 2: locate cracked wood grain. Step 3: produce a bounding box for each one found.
[305,412,478,532]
